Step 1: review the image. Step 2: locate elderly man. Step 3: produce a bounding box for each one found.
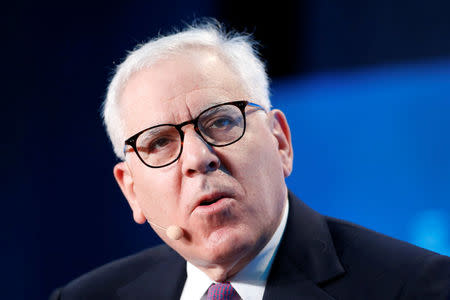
[51,22,450,299]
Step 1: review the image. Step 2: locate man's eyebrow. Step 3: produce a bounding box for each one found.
[140,100,230,130]
[141,126,170,135]
[189,101,220,117]
[200,104,227,115]
[199,100,232,111]
[201,101,222,109]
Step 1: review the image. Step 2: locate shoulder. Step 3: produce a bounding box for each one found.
[325,217,450,298]
[325,216,442,264]
[51,244,183,300]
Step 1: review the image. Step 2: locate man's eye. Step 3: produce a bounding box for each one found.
[142,137,174,153]
[208,117,236,129]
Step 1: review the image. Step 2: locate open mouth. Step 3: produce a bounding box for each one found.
[199,196,222,206]
[192,191,234,214]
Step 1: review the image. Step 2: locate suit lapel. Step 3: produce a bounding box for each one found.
[117,247,186,300]
[263,191,345,299]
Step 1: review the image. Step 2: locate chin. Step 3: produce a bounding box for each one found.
[199,226,260,266]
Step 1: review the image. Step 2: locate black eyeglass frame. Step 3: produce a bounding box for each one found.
[124,100,266,168]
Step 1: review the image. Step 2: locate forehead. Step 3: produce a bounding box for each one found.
[119,49,249,136]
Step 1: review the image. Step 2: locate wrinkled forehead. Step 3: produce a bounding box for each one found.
[118,49,250,136]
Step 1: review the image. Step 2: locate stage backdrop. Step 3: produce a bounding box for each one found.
[272,59,450,256]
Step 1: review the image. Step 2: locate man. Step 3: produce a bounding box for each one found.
[51,22,450,299]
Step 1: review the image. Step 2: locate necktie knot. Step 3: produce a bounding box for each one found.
[206,282,239,300]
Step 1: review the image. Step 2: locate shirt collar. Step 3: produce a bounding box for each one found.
[181,197,289,300]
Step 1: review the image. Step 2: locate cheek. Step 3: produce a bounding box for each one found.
[133,168,182,220]
[226,132,285,210]
[234,132,282,181]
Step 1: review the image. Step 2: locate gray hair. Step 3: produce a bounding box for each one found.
[102,21,271,159]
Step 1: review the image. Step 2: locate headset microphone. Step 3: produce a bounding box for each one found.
[148,221,184,241]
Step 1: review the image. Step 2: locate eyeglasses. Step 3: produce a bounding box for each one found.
[124,100,266,168]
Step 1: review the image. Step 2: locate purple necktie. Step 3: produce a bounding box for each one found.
[206,282,240,300]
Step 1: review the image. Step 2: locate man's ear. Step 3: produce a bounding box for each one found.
[113,162,146,224]
[269,109,294,177]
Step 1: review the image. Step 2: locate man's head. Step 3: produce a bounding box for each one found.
[102,22,294,281]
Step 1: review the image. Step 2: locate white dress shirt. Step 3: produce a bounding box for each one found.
[180,199,289,300]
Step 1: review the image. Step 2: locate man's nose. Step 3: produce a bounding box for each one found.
[180,127,220,176]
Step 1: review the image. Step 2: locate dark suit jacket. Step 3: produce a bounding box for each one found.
[50,191,450,299]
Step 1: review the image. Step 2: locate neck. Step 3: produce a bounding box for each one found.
[197,198,289,282]
[197,238,268,282]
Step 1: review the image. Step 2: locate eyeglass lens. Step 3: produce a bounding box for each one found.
[135,103,245,167]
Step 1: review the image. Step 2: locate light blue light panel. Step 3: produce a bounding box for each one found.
[271,59,450,255]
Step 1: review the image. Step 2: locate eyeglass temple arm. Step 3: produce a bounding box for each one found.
[248,102,267,112]
[123,145,135,156]
[124,144,156,156]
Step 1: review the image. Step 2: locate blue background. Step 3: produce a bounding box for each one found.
[274,60,450,256]
[5,1,449,299]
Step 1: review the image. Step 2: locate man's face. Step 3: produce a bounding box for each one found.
[114,49,293,280]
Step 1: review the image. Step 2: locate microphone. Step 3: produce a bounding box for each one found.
[148,220,184,241]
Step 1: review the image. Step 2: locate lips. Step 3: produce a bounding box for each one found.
[192,191,234,214]
[198,193,227,206]
[199,198,220,206]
